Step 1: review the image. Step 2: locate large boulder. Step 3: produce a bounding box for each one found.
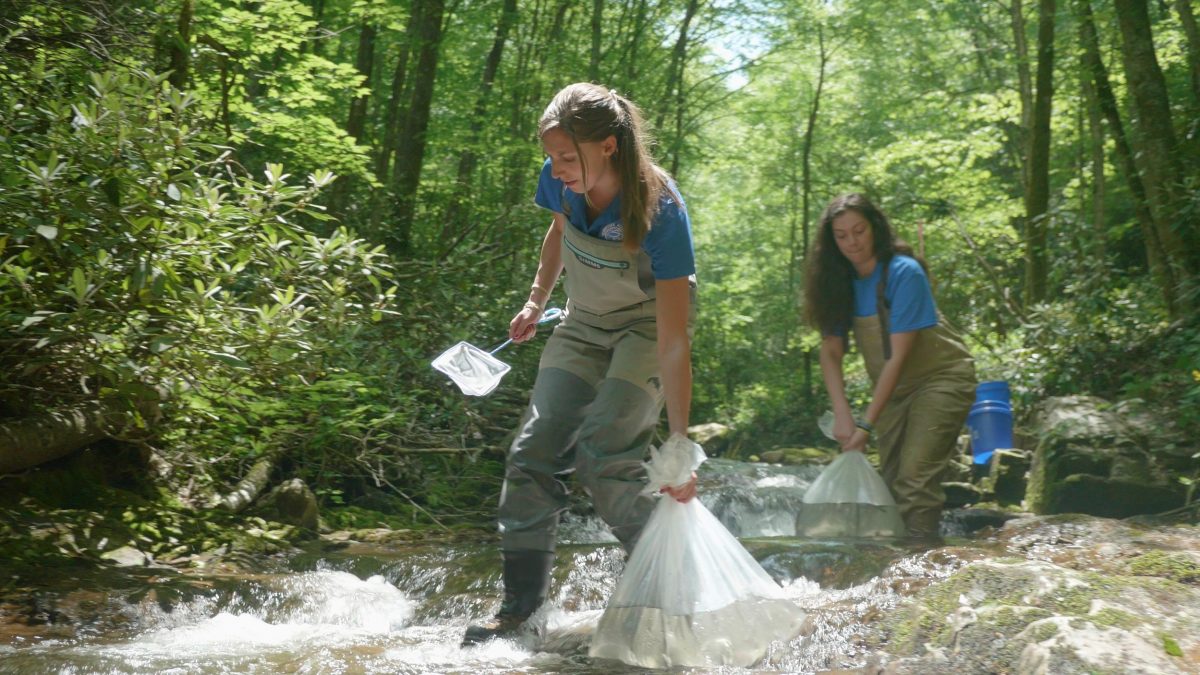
[255,478,319,531]
[689,422,734,456]
[880,514,1200,674]
[1025,396,1189,517]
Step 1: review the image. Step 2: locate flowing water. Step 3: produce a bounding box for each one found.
[0,459,999,674]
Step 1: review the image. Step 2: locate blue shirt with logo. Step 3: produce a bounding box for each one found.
[832,255,938,337]
[533,158,696,280]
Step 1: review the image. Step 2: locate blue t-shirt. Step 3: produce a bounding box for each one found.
[832,255,938,336]
[533,159,696,280]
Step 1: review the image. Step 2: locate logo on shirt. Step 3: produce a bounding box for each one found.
[600,221,624,241]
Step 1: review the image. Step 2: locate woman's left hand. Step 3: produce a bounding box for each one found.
[662,472,698,503]
[842,428,869,453]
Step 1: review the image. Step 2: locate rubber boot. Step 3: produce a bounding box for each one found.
[904,507,944,545]
[461,550,555,646]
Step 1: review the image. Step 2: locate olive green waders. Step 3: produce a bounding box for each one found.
[853,312,975,540]
[463,223,695,645]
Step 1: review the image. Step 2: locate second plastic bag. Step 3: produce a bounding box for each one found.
[588,436,806,669]
[795,450,906,538]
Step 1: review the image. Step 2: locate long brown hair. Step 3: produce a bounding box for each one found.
[804,193,926,335]
[538,82,669,252]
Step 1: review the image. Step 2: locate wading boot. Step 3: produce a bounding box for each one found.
[904,507,944,545]
[461,550,555,646]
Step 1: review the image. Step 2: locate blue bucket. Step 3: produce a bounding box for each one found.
[967,401,1013,466]
[975,380,1011,406]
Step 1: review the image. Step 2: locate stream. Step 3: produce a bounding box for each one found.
[2,458,1197,674]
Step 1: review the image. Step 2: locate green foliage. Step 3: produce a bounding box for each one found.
[187,0,375,183]
[0,57,407,493]
[2,0,1198,544]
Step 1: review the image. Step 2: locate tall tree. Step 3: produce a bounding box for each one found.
[440,0,520,255]
[621,0,650,96]
[390,0,446,255]
[1079,46,1105,256]
[1075,0,1175,310]
[1011,0,1034,196]
[795,27,827,404]
[329,18,378,218]
[659,0,702,165]
[1176,0,1200,106]
[1113,0,1197,310]
[167,0,193,90]
[1024,0,1055,305]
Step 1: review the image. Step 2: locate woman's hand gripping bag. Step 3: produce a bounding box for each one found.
[795,450,906,538]
[588,435,806,669]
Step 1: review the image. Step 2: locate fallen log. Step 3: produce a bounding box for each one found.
[212,448,283,513]
[0,395,161,475]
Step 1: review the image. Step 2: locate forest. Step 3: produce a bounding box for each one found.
[1,0,1198,552]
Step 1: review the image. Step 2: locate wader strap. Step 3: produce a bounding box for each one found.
[876,261,892,361]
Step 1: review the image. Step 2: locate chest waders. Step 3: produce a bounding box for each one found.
[464,222,695,646]
[852,267,975,540]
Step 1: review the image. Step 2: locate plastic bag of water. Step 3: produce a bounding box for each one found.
[796,450,906,538]
[588,435,806,668]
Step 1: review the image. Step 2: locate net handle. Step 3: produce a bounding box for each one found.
[488,307,564,354]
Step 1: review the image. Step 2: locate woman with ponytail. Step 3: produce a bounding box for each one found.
[463,83,698,646]
[805,193,975,542]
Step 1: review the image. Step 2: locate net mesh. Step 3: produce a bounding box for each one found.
[430,341,511,396]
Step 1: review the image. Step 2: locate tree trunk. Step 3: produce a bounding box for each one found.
[346,22,378,143]
[796,27,826,405]
[440,0,518,254]
[1080,56,1105,257]
[390,0,447,255]
[799,27,826,289]
[623,0,650,96]
[1176,0,1200,106]
[329,20,378,219]
[1011,0,1034,196]
[590,0,604,81]
[657,0,701,138]
[0,397,162,475]
[167,0,193,90]
[305,0,327,56]
[1023,0,1054,306]
[1114,0,1196,308]
[1075,0,1175,310]
[503,0,570,208]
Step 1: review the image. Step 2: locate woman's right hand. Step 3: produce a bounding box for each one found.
[832,411,856,446]
[509,304,541,342]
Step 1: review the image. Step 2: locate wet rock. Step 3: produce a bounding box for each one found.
[689,422,734,456]
[985,449,1029,506]
[1025,396,1188,517]
[1052,474,1184,518]
[941,458,973,484]
[100,545,149,567]
[877,515,1200,673]
[881,558,1200,673]
[257,478,319,531]
[942,482,983,509]
[944,508,1020,536]
[759,447,836,466]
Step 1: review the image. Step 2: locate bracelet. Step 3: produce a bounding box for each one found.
[531,282,551,298]
[854,418,875,436]
[522,300,543,314]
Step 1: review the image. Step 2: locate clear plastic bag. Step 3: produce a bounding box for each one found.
[796,450,906,538]
[589,436,806,668]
